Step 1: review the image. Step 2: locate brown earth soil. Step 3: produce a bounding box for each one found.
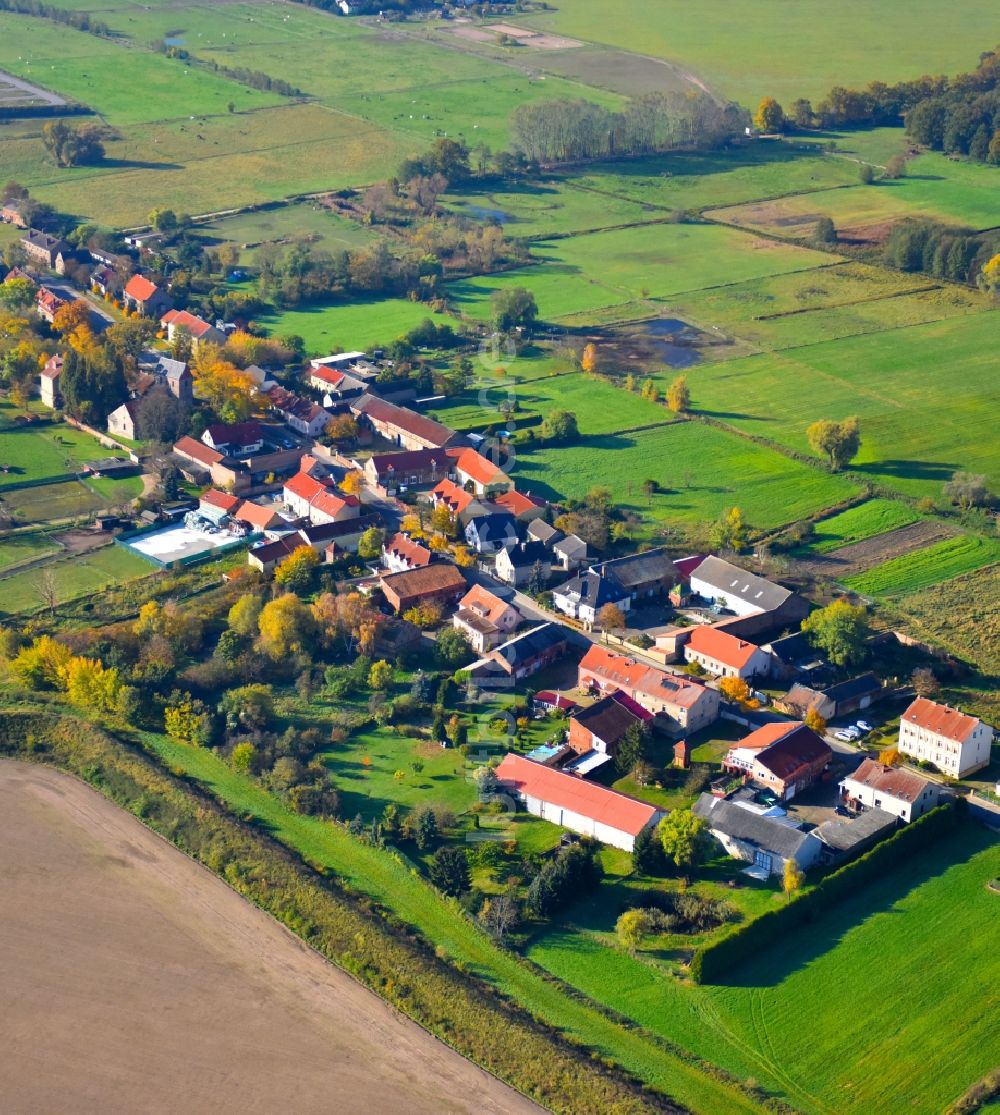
[0,761,540,1115]
[797,519,955,579]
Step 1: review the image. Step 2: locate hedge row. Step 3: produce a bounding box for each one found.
[0,709,677,1115]
[690,800,963,984]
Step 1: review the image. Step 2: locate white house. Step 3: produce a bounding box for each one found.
[452,584,520,653]
[688,555,807,622]
[683,625,772,681]
[897,697,993,778]
[840,759,940,823]
[495,753,665,852]
[38,354,64,409]
[106,400,140,440]
[381,532,431,574]
[551,568,631,628]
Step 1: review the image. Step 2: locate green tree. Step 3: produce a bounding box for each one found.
[228,593,262,638]
[615,908,648,951]
[230,741,256,774]
[815,216,837,244]
[658,809,707,870]
[615,720,648,776]
[632,825,667,875]
[859,163,875,185]
[415,807,439,850]
[491,286,537,333]
[274,545,320,592]
[806,416,861,470]
[710,506,746,552]
[801,599,870,666]
[943,471,991,510]
[257,593,315,660]
[0,277,35,311]
[428,845,471,896]
[436,627,473,669]
[357,526,385,561]
[219,683,274,731]
[539,409,578,443]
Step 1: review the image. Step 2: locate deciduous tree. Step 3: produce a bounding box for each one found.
[754,96,785,132]
[806,416,861,470]
[719,676,751,705]
[257,593,315,660]
[274,545,320,592]
[804,707,827,735]
[666,374,690,413]
[801,599,870,666]
[783,857,805,898]
[658,808,707,869]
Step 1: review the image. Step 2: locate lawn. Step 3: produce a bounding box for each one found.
[516,0,999,104]
[0,544,153,613]
[844,534,1000,597]
[809,498,921,553]
[256,297,452,353]
[512,421,859,530]
[679,311,1000,498]
[0,425,128,488]
[134,727,762,1115]
[528,822,1000,1113]
[193,201,375,258]
[0,531,61,574]
[1,480,105,524]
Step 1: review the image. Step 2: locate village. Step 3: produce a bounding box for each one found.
[3,221,995,902]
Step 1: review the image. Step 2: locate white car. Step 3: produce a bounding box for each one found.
[835,727,862,742]
[855,720,874,734]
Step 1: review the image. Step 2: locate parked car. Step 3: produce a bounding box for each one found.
[835,727,861,742]
[855,720,874,734]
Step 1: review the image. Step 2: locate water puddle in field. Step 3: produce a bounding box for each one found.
[461,203,513,224]
[629,317,704,368]
[164,36,186,46]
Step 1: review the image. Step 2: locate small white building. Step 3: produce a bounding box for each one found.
[897,698,993,778]
[495,753,664,852]
[683,625,772,681]
[840,758,940,823]
[106,400,139,441]
[452,584,520,654]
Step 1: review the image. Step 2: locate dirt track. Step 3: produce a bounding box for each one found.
[0,761,541,1115]
[797,520,954,579]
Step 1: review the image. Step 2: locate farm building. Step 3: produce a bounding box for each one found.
[468,624,568,686]
[688,556,808,624]
[351,394,457,451]
[160,309,226,350]
[495,540,550,587]
[379,563,467,614]
[496,754,665,852]
[20,230,70,273]
[122,274,172,318]
[106,401,140,441]
[266,386,330,438]
[451,446,512,496]
[568,690,653,762]
[840,759,940,823]
[431,477,477,518]
[897,698,993,779]
[364,447,453,494]
[552,567,631,626]
[464,511,518,555]
[723,722,832,801]
[494,489,546,521]
[382,532,432,573]
[776,673,882,721]
[283,470,360,526]
[693,794,823,879]
[202,422,264,456]
[552,534,588,572]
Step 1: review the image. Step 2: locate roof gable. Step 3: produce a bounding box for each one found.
[901,698,981,742]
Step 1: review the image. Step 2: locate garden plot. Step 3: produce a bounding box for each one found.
[796,519,955,581]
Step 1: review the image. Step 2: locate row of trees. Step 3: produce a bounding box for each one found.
[510,91,749,164]
[883,219,999,286]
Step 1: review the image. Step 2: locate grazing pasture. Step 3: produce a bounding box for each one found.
[809,499,921,552]
[844,534,1000,597]
[528,822,1000,1114]
[0,532,60,574]
[512,422,858,529]
[257,297,452,353]
[0,545,152,612]
[193,203,374,257]
[516,0,1000,104]
[0,426,128,488]
[0,480,105,524]
[679,311,1000,498]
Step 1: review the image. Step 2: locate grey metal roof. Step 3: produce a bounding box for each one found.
[814,808,896,852]
[527,520,563,545]
[594,546,673,589]
[690,556,794,612]
[693,794,814,859]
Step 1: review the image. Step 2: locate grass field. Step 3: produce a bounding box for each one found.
[256,297,452,353]
[512,421,858,529]
[517,0,1000,104]
[0,545,152,613]
[528,821,1000,1113]
[193,202,374,257]
[0,426,128,488]
[894,564,1000,675]
[679,311,1000,498]
[0,532,61,573]
[844,534,1000,597]
[0,480,105,524]
[134,727,762,1114]
[809,498,921,552]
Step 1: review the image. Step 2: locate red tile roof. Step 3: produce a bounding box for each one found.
[846,758,932,803]
[368,447,451,478]
[458,583,512,624]
[579,645,711,710]
[736,722,831,779]
[161,308,217,339]
[673,554,707,580]
[310,366,346,386]
[124,274,159,302]
[353,394,455,448]
[496,754,660,837]
[902,698,981,742]
[233,500,279,530]
[686,625,762,669]
[174,435,223,467]
[200,488,241,513]
[453,446,506,487]
[40,354,64,379]
[284,470,359,519]
[380,563,466,598]
[432,478,475,514]
[384,532,432,568]
[495,489,544,517]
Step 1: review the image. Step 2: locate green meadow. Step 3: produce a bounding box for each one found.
[512,422,858,529]
[193,203,375,257]
[528,822,1000,1114]
[680,311,1000,499]
[810,498,921,552]
[0,426,128,487]
[256,297,452,353]
[845,534,1000,597]
[0,545,153,612]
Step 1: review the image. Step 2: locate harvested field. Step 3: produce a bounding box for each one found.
[0,761,539,1115]
[797,519,954,579]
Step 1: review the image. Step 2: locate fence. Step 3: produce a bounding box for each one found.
[115,523,260,570]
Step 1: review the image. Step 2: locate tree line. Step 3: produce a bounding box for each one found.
[160,45,301,98]
[0,0,110,36]
[882,219,999,284]
[509,91,749,163]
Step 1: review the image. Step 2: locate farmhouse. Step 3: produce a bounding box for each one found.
[283,470,360,526]
[776,673,882,721]
[840,759,940,823]
[122,274,171,318]
[309,351,369,373]
[198,488,241,522]
[495,754,664,852]
[552,533,588,572]
[106,400,140,440]
[452,584,520,653]
[247,516,379,573]
[20,230,70,273]
[203,422,264,456]
[693,794,823,878]
[593,547,675,600]
[568,690,653,762]
[468,624,567,685]
[683,626,772,681]
[266,386,330,438]
[897,697,993,778]
[160,308,226,350]
[379,563,467,614]
[38,353,64,409]
[812,808,899,862]
[35,287,66,324]
[464,511,518,555]
[723,722,832,801]
[364,447,452,494]
[308,364,367,400]
[431,477,477,518]
[382,532,432,573]
[451,447,512,496]
[494,489,546,521]
[351,394,457,451]
[526,519,563,547]
[231,499,283,533]
[552,568,631,627]
[1,199,28,227]
[688,555,808,624]
[578,645,720,735]
[495,540,550,587]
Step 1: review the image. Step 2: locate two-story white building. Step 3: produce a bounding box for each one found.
[897,698,993,778]
[840,758,940,823]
